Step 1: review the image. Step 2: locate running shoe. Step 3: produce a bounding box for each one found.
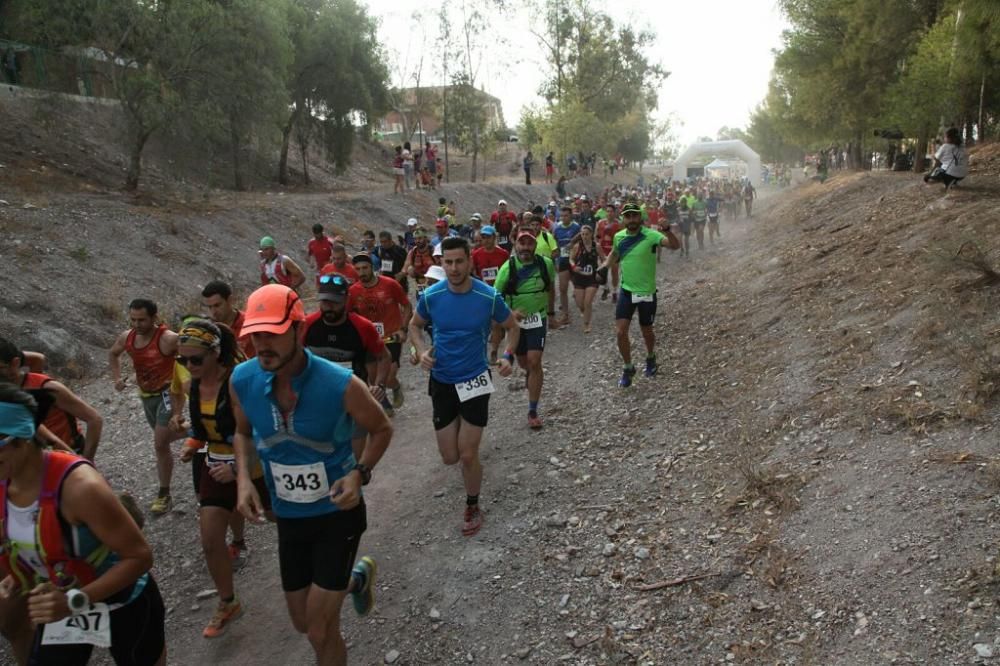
[618,366,636,388]
[644,356,658,378]
[391,384,405,409]
[150,494,172,515]
[203,598,242,638]
[462,505,484,537]
[350,556,377,616]
[601,288,609,302]
[611,291,618,304]
[228,541,249,571]
[380,396,395,418]
[528,413,543,430]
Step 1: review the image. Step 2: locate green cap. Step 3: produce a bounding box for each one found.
[260,236,276,249]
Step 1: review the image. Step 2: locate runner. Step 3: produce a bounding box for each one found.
[489,200,517,252]
[742,180,757,218]
[403,218,418,250]
[470,226,510,363]
[403,227,436,293]
[408,237,519,536]
[259,236,306,290]
[577,195,596,231]
[348,255,411,411]
[201,280,256,359]
[552,208,582,327]
[676,198,693,257]
[230,284,391,665]
[0,337,103,460]
[431,218,456,249]
[359,230,381,272]
[690,191,708,251]
[596,203,621,302]
[173,319,269,639]
[603,202,680,387]
[568,225,605,334]
[306,224,335,285]
[108,299,181,514]
[0,382,167,665]
[545,151,554,184]
[302,274,392,449]
[493,231,556,430]
[319,243,360,284]
[373,231,409,293]
[706,189,722,244]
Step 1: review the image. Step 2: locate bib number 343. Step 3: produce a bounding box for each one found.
[270,461,329,503]
[43,604,112,648]
[455,371,494,402]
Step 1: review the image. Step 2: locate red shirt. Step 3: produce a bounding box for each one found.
[489,211,518,244]
[320,261,359,284]
[307,236,335,271]
[645,208,662,228]
[597,219,621,255]
[229,310,256,358]
[349,276,410,337]
[471,246,510,285]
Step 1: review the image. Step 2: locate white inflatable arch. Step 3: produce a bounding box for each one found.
[672,140,761,187]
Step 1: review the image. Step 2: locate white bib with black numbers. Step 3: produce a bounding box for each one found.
[43,605,112,648]
[455,371,494,402]
[270,461,329,503]
[519,313,543,329]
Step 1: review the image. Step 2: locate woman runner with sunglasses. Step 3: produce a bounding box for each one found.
[0,382,166,665]
[174,320,271,639]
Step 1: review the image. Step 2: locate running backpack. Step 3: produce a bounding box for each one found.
[502,256,551,296]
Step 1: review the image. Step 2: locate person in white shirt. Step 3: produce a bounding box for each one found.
[924,127,968,190]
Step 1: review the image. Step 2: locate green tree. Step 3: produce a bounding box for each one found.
[278,0,389,185]
[9,0,225,190]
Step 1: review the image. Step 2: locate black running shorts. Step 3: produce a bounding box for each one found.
[428,375,490,430]
[276,504,367,592]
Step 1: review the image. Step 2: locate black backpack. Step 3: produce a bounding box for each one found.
[502,256,551,296]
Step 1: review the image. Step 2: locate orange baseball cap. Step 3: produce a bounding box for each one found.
[240,285,305,337]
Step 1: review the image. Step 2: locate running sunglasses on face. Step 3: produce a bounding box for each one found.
[176,353,208,367]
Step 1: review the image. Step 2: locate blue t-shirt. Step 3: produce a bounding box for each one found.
[553,222,581,253]
[706,197,721,215]
[416,279,511,383]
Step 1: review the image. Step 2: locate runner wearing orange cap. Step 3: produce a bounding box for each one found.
[230,284,392,665]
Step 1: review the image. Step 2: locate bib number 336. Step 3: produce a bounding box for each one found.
[43,604,112,648]
[270,461,329,503]
[455,371,494,402]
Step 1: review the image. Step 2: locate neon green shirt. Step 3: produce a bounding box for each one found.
[533,230,559,260]
[493,255,556,316]
[613,227,664,295]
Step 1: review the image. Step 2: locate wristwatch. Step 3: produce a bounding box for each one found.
[66,588,90,615]
[352,463,372,486]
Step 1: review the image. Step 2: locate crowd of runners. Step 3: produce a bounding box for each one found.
[0,173,759,665]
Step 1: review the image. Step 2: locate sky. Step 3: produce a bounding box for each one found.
[365,0,789,149]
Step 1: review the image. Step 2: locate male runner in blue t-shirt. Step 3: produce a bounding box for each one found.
[408,237,521,537]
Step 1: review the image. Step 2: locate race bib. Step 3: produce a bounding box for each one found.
[455,371,494,402]
[374,322,385,338]
[519,312,543,329]
[499,235,509,244]
[42,604,112,648]
[579,265,594,276]
[161,390,171,412]
[481,267,498,282]
[337,361,354,371]
[632,293,654,303]
[270,461,329,503]
[560,245,570,258]
[381,259,394,273]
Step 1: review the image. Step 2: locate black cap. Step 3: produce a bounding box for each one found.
[351,253,373,265]
[317,274,349,301]
[621,202,642,216]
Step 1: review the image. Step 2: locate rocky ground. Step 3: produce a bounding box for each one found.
[3,90,1000,664]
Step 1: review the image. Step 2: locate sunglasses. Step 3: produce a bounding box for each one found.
[176,353,208,367]
[319,274,348,286]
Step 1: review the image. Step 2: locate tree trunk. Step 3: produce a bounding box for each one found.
[850,136,863,170]
[125,125,150,192]
[230,115,245,192]
[300,137,310,185]
[278,103,302,186]
[471,148,478,183]
[978,72,986,142]
[914,128,930,173]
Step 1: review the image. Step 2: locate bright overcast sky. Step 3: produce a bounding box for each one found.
[365,0,788,149]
